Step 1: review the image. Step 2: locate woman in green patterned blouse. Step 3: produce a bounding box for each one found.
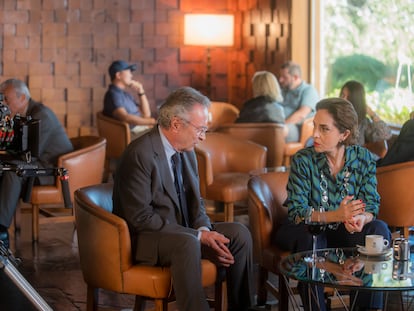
[275,97,391,311]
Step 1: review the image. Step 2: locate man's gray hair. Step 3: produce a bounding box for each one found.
[158,87,210,128]
[0,78,31,100]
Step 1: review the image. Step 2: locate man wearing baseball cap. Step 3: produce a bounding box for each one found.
[103,60,156,140]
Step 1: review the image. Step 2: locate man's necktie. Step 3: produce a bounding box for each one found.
[171,152,189,226]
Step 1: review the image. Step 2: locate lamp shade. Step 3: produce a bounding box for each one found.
[184,14,234,47]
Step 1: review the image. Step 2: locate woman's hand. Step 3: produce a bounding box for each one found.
[338,195,366,233]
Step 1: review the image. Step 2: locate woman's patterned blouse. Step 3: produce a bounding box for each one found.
[286,145,380,223]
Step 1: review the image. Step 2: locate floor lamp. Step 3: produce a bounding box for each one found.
[184,14,234,98]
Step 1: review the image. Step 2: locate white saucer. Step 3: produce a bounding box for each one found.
[357,246,392,257]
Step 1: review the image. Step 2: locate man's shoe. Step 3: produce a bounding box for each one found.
[0,230,10,249]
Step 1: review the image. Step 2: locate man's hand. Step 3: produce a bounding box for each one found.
[200,231,234,267]
[129,80,144,93]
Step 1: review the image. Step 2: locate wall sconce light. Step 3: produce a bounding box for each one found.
[184,13,234,97]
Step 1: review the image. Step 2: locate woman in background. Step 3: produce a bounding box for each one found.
[340,80,391,159]
[236,70,285,125]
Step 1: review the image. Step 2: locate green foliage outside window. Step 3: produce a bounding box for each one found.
[323,0,414,125]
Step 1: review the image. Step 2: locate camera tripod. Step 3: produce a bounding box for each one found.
[0,241,53,311]
[0,159,71,310]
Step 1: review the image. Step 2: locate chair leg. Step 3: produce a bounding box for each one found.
[279,272,289,311]
[224,202,234,222]
[133,296,146,311]
[32,203,39,242]
[257,266,268,306]
[153,298,168,311]
[214,268,227,311]
[86,285,98,311]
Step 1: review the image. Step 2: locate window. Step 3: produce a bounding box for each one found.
[319,0,414,125]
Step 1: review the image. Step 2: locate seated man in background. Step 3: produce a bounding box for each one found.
[0,79,73,248]
[103,60,157,140]
[278,61,319,142]
[113,86,254,311]
[377,112,414,167]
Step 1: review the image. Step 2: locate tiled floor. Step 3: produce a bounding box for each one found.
[1,205,414,311]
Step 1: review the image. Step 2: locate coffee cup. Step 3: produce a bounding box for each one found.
[365,235,389,254]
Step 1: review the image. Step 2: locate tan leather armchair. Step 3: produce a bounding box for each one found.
[283,117,314,166]
[30,135,106,241]
[96,111,130,181]
[208,101,240,131]
[74,183,224,311]
[195,132,267,222]
[248,170,290,311]
[377,160,414,237]
[216,122,286,167]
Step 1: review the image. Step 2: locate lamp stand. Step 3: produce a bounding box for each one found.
[206,46,211,98]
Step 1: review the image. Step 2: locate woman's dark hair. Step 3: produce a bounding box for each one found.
[340,80,366,124]
[316,97,359,145]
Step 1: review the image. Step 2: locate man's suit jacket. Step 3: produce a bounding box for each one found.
[26,99,73,185]
[113,126,211,264]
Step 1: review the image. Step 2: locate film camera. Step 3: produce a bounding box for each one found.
[0,93,40,160]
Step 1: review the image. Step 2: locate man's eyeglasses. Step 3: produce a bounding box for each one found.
[181,118,208,136]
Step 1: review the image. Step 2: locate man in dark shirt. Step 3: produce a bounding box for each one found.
[103,60,156,140]
[0,79,73,248]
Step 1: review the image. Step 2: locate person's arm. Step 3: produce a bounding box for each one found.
[285,105,312,124]
[129,80,152,118]
[113,107,156,126]
[364,109,392,142]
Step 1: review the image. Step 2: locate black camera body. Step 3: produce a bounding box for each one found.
[0,93,40,159]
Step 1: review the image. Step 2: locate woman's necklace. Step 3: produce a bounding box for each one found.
[320,166,351,229]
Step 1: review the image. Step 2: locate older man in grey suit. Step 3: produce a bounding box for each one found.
[113,86,254,311]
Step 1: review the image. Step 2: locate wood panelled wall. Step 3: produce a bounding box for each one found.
[0,0,291,137]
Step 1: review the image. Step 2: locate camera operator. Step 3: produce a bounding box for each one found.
[0,79,73,248]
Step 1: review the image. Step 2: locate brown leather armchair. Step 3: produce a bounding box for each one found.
[74,183,224,311]
[283,117,314,166]
[377,160,414,237]
[96,111,130,181]
[195,132,267,222]
[216,122,286,167]
[30,135,106,241]
[208,101,240,131]
[248,170,290,310]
